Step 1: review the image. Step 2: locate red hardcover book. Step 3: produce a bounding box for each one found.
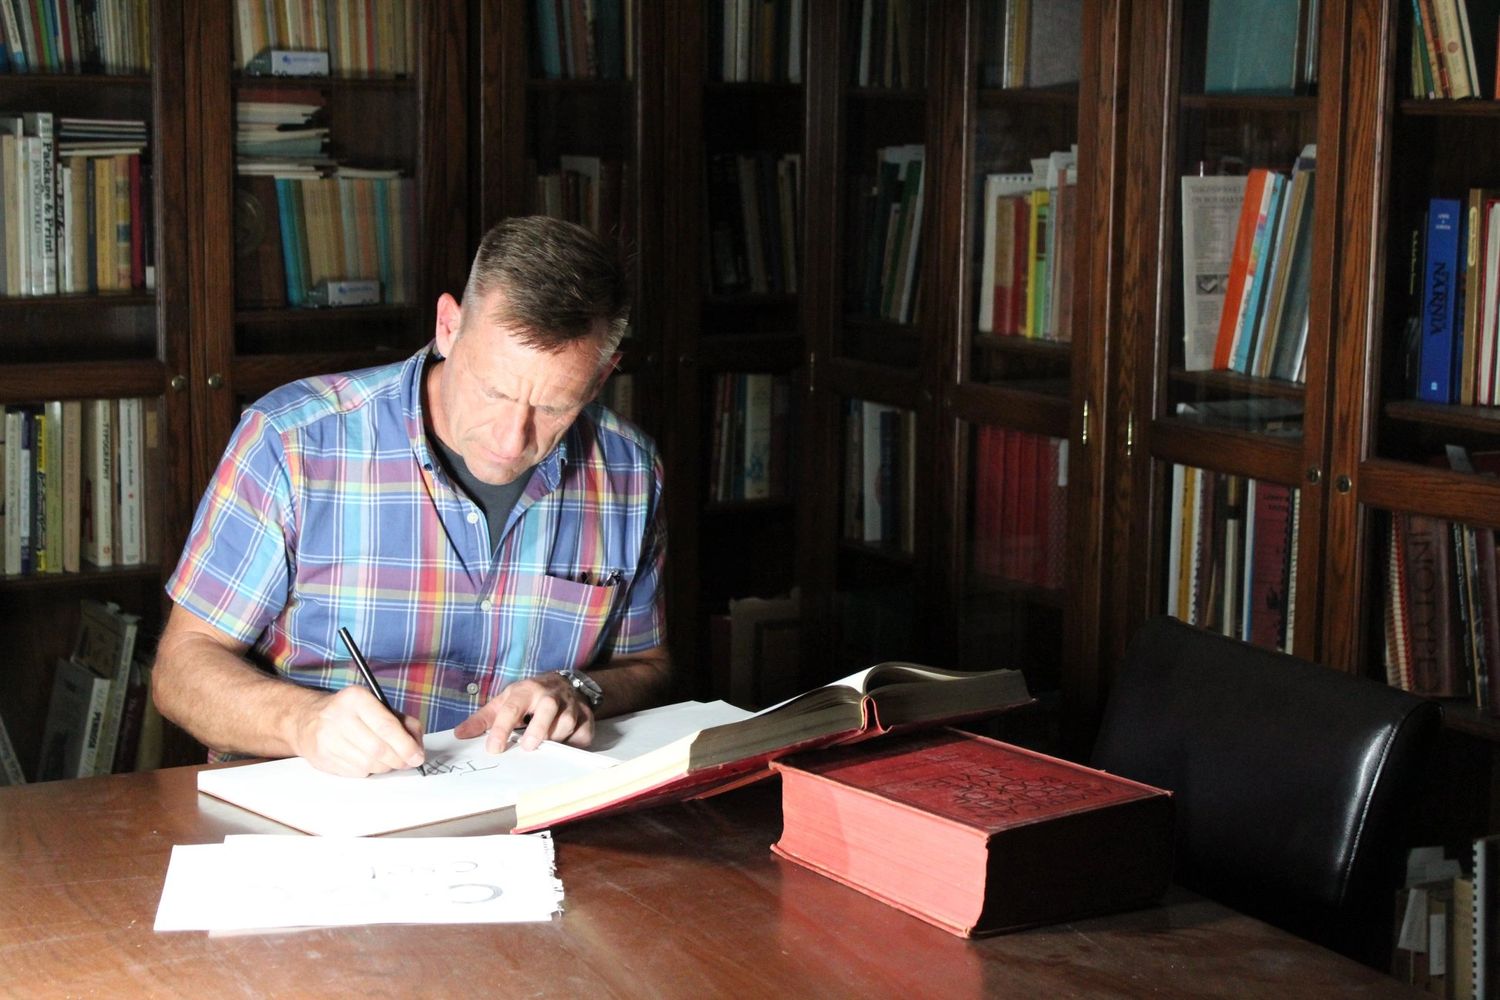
[1213,169,1273,370]
[510,664,1034,834]
[1247,480,1293,650]
[770,729,1172,938]
[999,428,1024,580]
[1403,513,1464,698]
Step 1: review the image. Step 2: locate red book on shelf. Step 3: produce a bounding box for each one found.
[1213,169,1274,370]
[770,728,1172,938]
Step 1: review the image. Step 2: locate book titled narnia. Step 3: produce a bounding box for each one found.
[770,728,1172,938]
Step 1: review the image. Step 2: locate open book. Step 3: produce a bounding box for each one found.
[509,662,1032,832]
[196,662,1030,837]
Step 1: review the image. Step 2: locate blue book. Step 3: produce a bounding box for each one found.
[1204,0,1301,94]
[1231,173,1287,373]
[531,0,562,80]
[274,178,304,307]
[1418,198,1463,403]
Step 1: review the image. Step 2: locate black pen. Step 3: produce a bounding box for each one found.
[338,626,425,776]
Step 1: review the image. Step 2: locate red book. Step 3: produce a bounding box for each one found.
[1247,480,1294,650]
[771,729,1172,938]
[1213,169,1273,370]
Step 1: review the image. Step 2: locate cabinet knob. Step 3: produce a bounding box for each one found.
[169,375,188,392]
[207,373,225,390]
[1306,467,1321,485]
[1335,475,1352,494]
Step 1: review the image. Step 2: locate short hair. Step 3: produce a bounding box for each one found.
[461,216,629,361]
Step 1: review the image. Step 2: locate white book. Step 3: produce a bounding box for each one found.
[21,113,55,295]
[1,410,18,576]
[37,656,111,780]
[115,397,144,566]
[82,398,114,568]
[1167,463,1186,620]
[1180,174,1250,370]
[741,373,774,500]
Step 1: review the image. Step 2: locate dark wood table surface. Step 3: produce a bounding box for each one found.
[1,764,1419,998]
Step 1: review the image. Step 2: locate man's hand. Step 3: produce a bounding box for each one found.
[454,671,594,753]
[290,687,427,777]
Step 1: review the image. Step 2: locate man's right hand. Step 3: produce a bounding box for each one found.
[290,686,427,777]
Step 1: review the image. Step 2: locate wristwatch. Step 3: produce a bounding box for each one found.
[559,667,603,709]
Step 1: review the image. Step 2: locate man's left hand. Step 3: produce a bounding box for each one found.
[453,671,595,753]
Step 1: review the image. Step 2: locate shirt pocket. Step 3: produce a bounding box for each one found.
[520,573,619,675]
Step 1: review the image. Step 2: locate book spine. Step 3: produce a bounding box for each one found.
[1419,198,1463,402]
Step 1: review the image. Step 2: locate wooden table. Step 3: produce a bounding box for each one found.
[1,765,1417,998]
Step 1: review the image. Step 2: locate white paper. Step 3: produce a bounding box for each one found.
[1180,175,1250,371]
[155,834,563,932]
[196,702,751,837]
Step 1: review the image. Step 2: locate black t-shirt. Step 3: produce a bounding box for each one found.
[429,435,535,554]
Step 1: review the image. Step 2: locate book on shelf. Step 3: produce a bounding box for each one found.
[35,656,110,782]
[1180,174,1249,371]
[1203,0,1310,95]
[1409,0,1499,100]
[198,665,1031,837]
[71,598,141,776]
[714,587,802,710]
[843,400,915,552]
[510,661,1032,833]
[0,702,24,784]
[1420,197,1466,403]
[853,0,924,88]
[971,426,1067,591]
[232,0,413,78]
[529,0,631,82]
[769,728,1172,938]
[710,0,803,83]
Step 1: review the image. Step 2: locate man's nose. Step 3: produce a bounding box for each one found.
[490,402,532,457]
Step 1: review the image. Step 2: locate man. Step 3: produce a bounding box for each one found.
[154,216,670,777]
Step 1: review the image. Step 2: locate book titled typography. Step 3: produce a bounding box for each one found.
[770,729,1172,938]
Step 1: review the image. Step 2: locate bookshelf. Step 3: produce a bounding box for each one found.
[183,0,471,496]
[0,0,193,778]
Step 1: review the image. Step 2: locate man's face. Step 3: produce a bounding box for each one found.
[428,289,610,485]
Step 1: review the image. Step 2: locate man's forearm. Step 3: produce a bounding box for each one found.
[590,648,673,718]
[152,626,324,759]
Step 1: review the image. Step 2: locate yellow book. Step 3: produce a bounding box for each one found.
[1025,187,1050,339]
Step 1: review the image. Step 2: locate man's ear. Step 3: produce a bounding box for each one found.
[434,293,462,356]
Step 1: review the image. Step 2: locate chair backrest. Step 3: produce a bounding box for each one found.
[1090,616,1441,967]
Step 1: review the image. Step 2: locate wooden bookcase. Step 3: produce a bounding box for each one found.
[1107,0,1500,836]
[0,0,194,777]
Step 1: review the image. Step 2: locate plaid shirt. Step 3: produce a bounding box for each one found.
[167,346,666,755]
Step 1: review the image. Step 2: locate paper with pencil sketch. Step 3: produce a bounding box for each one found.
[154,833,564,931]
[195,700,752,837]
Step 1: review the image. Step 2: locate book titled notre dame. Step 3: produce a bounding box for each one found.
[770,728,1172,938]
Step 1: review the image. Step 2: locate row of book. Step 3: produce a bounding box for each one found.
[1409,0,1500,99]
[532,154,632,249]
[1,112,152,296]
[971,427,1066,592]
[1,398,158,577]
[530,0,631,82]
[852,0,924,89]
[978,0,1082,90]
[232,0,416,78]
[1165,464,1302,654]
[707,372,793,503]
[709,0,803,84]
[0,0,150,75]
[236,87,329,175]
[846,144,924,324]
[843,398,915,554]
[705,150,801,297]
[1407,192,1500,407]
[234,174,416,309]
[36,598,161,782]
[976,146,1077,343]
[1180,145,1317,382]
[1392,840,1500,997]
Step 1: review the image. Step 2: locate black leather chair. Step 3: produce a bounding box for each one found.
[1090,616,1442,968]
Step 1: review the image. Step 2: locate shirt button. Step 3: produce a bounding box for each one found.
[480,599,493,612]
[465,682,480,696]
[466,511,478,524]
